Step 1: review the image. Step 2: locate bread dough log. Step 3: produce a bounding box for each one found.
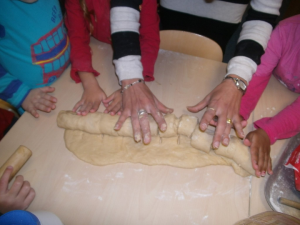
[58,111,256,176]
[57,110,158,137]
[177,114,198,137]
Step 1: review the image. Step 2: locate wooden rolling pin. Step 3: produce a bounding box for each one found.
[279,197,300,210]
[0,145,32,181]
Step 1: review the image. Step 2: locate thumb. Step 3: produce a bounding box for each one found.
[243,138,251,147]
[103,94,114,104]
[187,98,208,113]
[41,86,55,93]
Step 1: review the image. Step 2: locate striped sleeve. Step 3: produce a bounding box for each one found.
[0,63,31,111]
[226,0,282,83]
[110,0,144,84]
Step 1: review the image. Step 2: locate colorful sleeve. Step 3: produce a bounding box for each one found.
[226,0,282,83]
[110,0,144,84]
[254,96,300,144]
[139,0,160,82]
[0,64,31,111]
[65,0,99,83]
[239,21,283,119]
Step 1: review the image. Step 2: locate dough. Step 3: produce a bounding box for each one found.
[57,110,255,177]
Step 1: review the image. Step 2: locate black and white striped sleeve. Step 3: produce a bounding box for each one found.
[226,0,282,83]
[110,0,143,84]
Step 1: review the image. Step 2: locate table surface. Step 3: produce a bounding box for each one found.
[0,38,299,225]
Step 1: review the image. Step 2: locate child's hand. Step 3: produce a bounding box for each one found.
[103,89,122,116]
[243,128,273,177]
[21,87,57,118]
[0,166,35,214]
[73,75,107,116]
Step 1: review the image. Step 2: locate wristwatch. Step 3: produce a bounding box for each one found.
[224,76,247,94]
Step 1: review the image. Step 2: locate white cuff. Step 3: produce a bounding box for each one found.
[226,56,257,83]
[113,55,144,84]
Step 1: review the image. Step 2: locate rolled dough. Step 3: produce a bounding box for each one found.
[57,110,255,177]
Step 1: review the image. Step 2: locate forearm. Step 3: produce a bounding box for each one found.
[110,0,144,84]
[254,96,300,144]
[139,0,160,81]
[65,0,97,82]
[0,68,31,110]
[240,75,271,120]
[227,0,282,82]
[78,71,100,89]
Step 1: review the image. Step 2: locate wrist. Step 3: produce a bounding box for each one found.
[224,75,247,94]
[225,74,248,86]
[121,78,141,87]
[121,79,145,94]
[79,72,99,89]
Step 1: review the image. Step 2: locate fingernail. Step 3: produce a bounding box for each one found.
[240,131,245,137]
[223,138,229,146]
[200,123,207,131]
[135,134,141,142]
[261,171,266,177]
[213,141,220,149]
[144,133,150,144]
[114,124,120,130]
[160,123,167,132]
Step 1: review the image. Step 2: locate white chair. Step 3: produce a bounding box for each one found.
[159,30,223,62]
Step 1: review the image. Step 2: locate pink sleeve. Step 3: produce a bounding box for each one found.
[254,96,300,144]
[240,23,283,120]
[139,0,160,82]
[65,0,99,83]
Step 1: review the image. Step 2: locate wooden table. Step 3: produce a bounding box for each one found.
[0,38,298,225]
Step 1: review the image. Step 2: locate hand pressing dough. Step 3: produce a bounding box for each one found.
[57,111,255,177]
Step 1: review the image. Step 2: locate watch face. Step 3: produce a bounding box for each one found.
[238,80,247,90]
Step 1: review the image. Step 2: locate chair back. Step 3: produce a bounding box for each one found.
[160,30,223,62]
[0,99,19,118]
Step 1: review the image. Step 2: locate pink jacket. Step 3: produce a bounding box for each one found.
[240,15,300,144]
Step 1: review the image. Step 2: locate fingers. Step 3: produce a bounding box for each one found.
[131,113,142,143]
[77,102,93,116]
[139,113,151,144]
[10,175,24,195]
[243,138,251,147]
[104,98,122,115]
[73,99,102,116]
[187,97,208,113]
[150,109,166,132]
[249,142,259,172]
[267,158,273,175]
[0,166,13,194]
[199,107,216,131]
[41,86,55,93]
[155,99,173,114]
[108,102,122,116]
[103,94,115,107]
[212,114,226,149]
[222,121,232,146]
[90,101,101,113]
[28,107,39,118]
[232,116,244,139]
[23,188,35,209]
[42,92,57,104]
[241,120,247,128]
[73,101,83,113]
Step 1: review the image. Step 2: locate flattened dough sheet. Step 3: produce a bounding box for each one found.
[57,111,255,177]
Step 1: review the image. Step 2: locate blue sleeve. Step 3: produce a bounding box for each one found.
[0,64,31,111]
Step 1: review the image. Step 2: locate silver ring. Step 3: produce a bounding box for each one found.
[138,109,147,117]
